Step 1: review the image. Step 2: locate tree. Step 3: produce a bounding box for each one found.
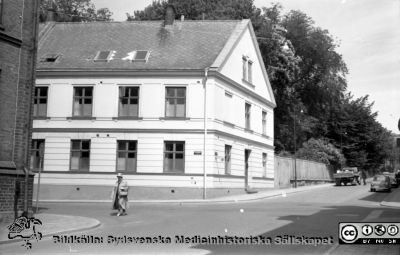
[129,0,394,171]
[296,138,345,170]
[130,0,256,21]
[39,0,113,22]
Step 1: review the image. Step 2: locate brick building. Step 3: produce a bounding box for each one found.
[0,0,40,222]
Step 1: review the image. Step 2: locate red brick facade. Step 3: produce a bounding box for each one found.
[0,0,39,223]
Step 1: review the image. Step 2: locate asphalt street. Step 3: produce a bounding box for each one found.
[1,184,400,255]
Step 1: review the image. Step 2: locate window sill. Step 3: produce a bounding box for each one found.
[67,116,96,120]
[163,171,185,174]
[261,134,270,139]
[112,117,143,120]
[223,121,235,128]
[159,117,190,121]
[244,128,254,134]
[33,116,51,120]
[242,79,255,88]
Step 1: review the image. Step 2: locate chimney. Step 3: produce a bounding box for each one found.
[164,5,176,26]
[47,0,56,22]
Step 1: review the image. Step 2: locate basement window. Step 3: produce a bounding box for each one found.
[40,53,60,63]
[132,50,149,62]
[94,51,112,62]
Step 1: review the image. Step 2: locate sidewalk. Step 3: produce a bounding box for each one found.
[0,213,100,245]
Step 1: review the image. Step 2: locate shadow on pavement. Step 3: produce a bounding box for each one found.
[191,205,400,255]
[359,190,394,203]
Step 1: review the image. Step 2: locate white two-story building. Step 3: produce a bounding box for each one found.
[32,14,276,200]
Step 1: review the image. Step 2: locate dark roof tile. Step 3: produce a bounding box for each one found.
[37,20,246,71]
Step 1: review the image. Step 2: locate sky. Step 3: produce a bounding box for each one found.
[92,0,400,134]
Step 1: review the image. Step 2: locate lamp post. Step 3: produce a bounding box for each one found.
[293,108,303,188]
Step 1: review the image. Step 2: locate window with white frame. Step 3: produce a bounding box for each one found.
[242,56,253,84]
[33,87,48,117]
[70,140,90,171]
[30,139,45,170]
[73,87,93,117]
[225,145,232,175]
[242,56,247,81]
[164,141,185,173]
[262,153,267,177]
[224,91,233,124]
[248,60,253,83]
[262,111,267,135]
[116,140,137,172]
[119,87,139,117]
[165,87,186,118]
[245,103,251,129]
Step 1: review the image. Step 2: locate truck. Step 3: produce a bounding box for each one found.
[334,167,360,186]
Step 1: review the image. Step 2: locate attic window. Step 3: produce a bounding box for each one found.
[133,50,149,62]
[40,53,60,62]
[94,51,112,62]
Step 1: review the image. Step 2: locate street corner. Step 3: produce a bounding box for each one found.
[34,213,101,237]
[0,213,101,246]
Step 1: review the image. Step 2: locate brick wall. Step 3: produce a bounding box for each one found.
[0,0,39,223]
[0,0,38,166]
[0,171,34,224]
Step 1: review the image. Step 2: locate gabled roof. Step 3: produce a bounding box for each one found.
[37,20,249,71]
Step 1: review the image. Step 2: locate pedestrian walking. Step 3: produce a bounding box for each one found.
[361,170,367,185]
[111,173,129,216]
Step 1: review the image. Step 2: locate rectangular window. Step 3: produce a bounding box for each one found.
[116,141,137,172]
[94,51,112,62]
[165,87,186,118]
[164,141,185,173]
[245,103,251,129]
[133,50,150,62]
[70,140,90,171]
[225,145,232,175]
[248,60,253,83]
[33,87,48,117]
[242,56,247,81]
[119,87,139,117]
[73,87,93,117]
[397,138,400,148]
[262,111,267,135]
[0,0,4,25]
[262,153,267,177]
[225,91,233,124]
[30,140,45,170]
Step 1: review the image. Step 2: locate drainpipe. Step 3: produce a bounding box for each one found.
[203,68,209,200]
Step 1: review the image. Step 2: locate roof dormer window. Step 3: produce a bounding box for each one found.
[94,51,112,62]
[132,50,150,62]
[40,53,60,63]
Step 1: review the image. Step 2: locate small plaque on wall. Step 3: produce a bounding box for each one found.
[194,151,202,155]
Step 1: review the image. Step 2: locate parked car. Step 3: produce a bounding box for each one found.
[383,172,399,188]
[370,175,391,192]
[395,171,400,185]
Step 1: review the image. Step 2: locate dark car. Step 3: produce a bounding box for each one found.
[370,175,391,192]
[383,172,399,188]
[396,171,400,185]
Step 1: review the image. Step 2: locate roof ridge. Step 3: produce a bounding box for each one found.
[44,19,246,25]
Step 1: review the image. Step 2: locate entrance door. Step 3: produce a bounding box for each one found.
[244,149,251,190]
